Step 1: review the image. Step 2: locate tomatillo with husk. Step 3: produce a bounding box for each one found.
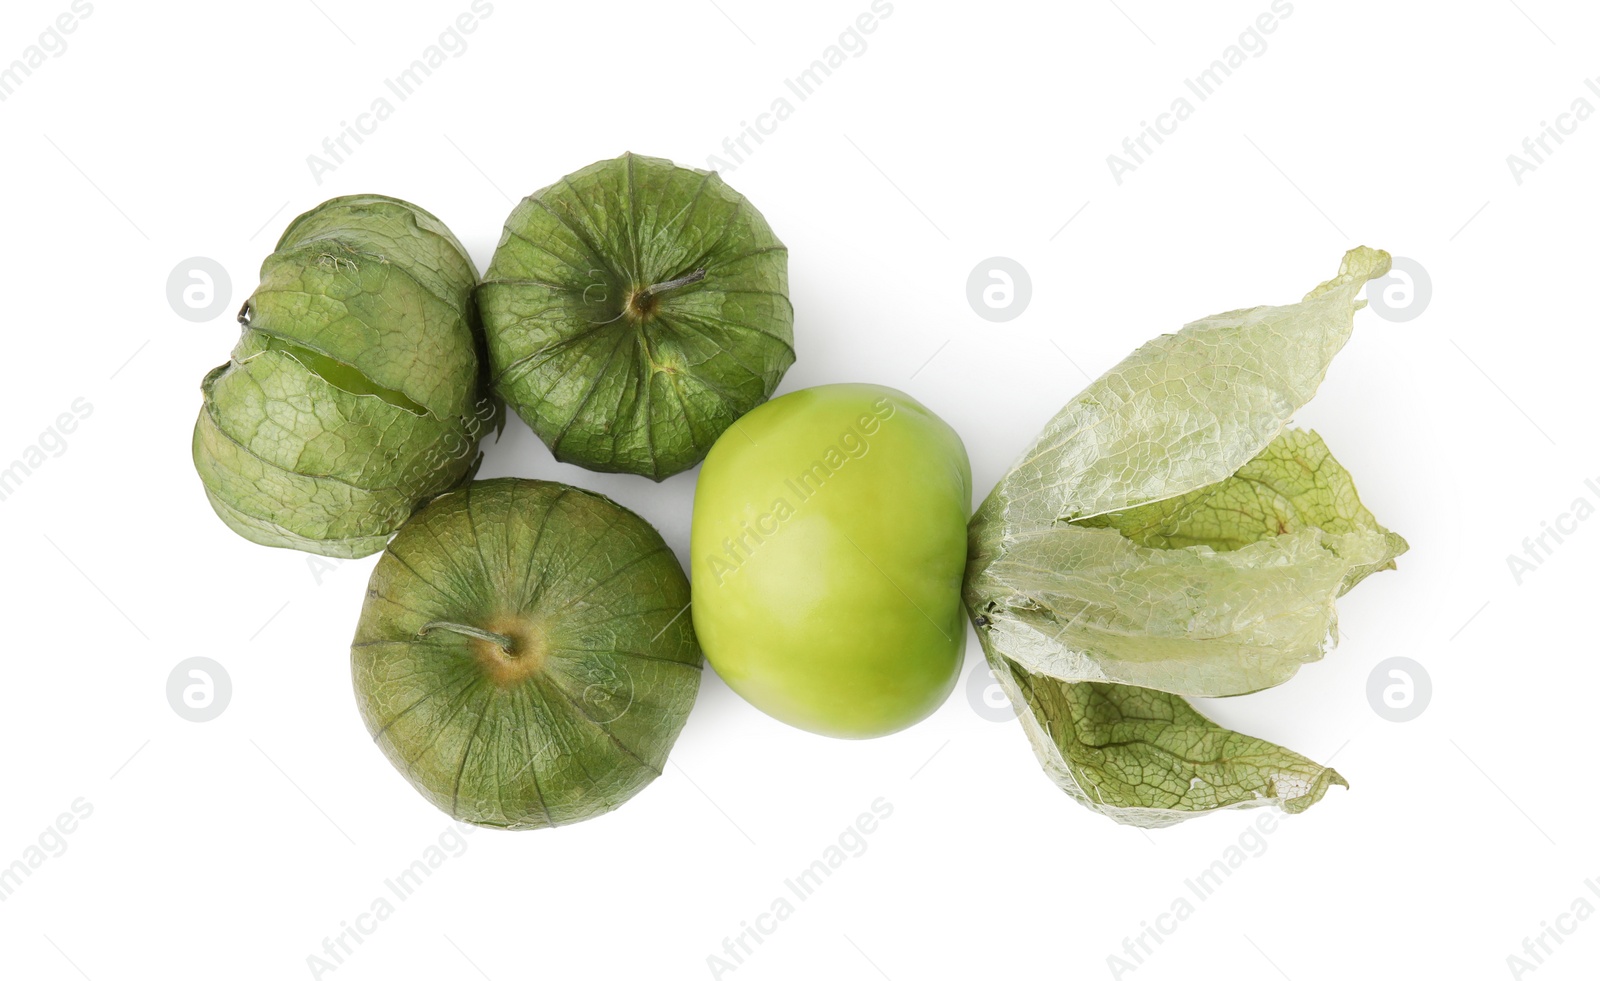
[476,152,795,480]
[193,194,493,558]
[352,477,702,829]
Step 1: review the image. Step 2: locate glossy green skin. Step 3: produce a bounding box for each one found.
[691,384,971,738]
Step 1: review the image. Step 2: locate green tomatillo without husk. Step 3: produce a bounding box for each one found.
[476,152,795,480]
[192,194,495,558]
[352,477,703,829]
[690,384,971,738]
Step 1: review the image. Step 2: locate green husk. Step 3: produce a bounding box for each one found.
[193,194,491,558]
[352,478,702,829]
[966,247,1405,826]
[477,152,795,480]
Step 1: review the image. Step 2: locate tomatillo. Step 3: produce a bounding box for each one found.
[690,384,970,738]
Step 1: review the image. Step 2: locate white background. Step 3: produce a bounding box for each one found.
[1,1,1595,978]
